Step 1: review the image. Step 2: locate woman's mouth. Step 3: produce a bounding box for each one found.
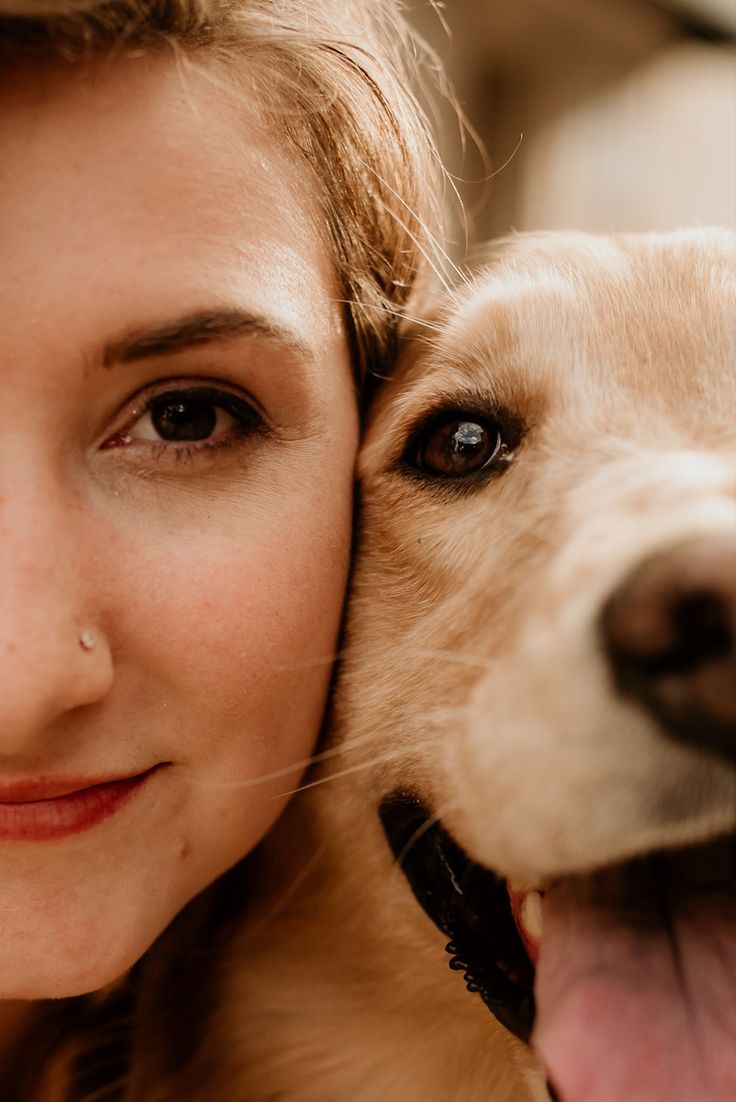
[0,765,165,841]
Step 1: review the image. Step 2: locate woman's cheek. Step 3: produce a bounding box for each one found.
[105,471,353,779]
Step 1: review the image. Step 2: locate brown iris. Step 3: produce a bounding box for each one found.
[416,415,503,477]
[150,393,219,441]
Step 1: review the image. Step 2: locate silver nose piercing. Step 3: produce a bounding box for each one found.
[79,630,96,652]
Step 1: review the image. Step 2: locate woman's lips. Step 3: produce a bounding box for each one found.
[0,765,164,841]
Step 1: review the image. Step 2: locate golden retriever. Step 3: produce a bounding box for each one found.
[196,228,736,1102]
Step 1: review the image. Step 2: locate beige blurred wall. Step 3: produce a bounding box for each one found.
[408,0,736,250]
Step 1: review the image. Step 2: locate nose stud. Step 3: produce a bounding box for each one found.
[79,630,96,652]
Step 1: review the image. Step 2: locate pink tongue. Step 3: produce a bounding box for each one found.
[532,882,736,1102]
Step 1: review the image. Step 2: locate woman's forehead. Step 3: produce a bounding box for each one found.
[0,53,344,365]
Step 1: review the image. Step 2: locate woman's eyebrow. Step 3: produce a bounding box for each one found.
[101,308,314,367]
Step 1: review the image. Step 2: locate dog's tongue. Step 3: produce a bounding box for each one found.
[532,859,736,1102]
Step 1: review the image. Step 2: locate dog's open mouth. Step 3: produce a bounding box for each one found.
[379,793,736,1102]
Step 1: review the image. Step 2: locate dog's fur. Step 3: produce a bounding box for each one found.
[179,228,735,1102]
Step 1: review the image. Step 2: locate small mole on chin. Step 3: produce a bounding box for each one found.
[177,838,192,862]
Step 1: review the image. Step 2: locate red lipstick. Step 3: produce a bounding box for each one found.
[0,766,162,841]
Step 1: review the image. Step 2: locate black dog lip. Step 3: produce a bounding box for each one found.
[378,792,536,1043]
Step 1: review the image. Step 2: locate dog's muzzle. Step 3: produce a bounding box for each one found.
[379,792,736,1102]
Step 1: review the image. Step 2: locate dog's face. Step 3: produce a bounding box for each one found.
[335,230,736,1102]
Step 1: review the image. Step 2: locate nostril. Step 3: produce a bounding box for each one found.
[601,537,736,765]
[670,591,732,671]
[629,590,733,679]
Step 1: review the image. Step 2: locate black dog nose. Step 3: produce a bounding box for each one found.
[601,536,736,765]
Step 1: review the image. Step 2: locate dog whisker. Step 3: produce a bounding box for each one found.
[275,749,411,799]
[392,797,462,870]
[179,682,477,796]
[179,730,389,791]
[178,682,449,795]
[409,647,499,671]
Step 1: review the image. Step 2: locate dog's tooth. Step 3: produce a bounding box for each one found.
[508,880,537,895]
[520,890,543,942]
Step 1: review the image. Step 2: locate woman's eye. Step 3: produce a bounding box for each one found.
[140,392,237,443]
[411,413,508,478]
[105,386,264,451]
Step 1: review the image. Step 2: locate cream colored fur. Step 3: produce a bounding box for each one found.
[188,229,735,1101]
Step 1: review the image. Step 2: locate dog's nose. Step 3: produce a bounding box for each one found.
[601,536,736,764]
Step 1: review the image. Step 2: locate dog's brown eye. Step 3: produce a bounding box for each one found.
[416,416,505,478]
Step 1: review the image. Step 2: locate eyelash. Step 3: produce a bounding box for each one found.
[102,383,267,466]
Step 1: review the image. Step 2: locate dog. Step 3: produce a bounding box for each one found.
[190,228,736,1102]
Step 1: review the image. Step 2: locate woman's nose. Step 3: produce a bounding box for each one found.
[0,491,114,754]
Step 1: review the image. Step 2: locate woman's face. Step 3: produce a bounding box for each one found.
[0,56,359,998]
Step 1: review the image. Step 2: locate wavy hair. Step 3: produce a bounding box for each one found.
[0,0,444,394]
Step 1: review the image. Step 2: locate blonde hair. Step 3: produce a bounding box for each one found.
[0,3,444,1098]
[1,0,443,393]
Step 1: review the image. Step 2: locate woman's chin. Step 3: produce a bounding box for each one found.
[0,860,187,1002]
[0,915,158,1001]
[2,958,132,1002]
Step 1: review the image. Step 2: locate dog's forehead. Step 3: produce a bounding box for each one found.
[379,229,735,430]
[457,231,731,383]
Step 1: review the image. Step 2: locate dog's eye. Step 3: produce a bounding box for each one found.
[413,415,507,478]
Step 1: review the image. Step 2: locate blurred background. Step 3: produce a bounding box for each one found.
[407,0,735,251]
